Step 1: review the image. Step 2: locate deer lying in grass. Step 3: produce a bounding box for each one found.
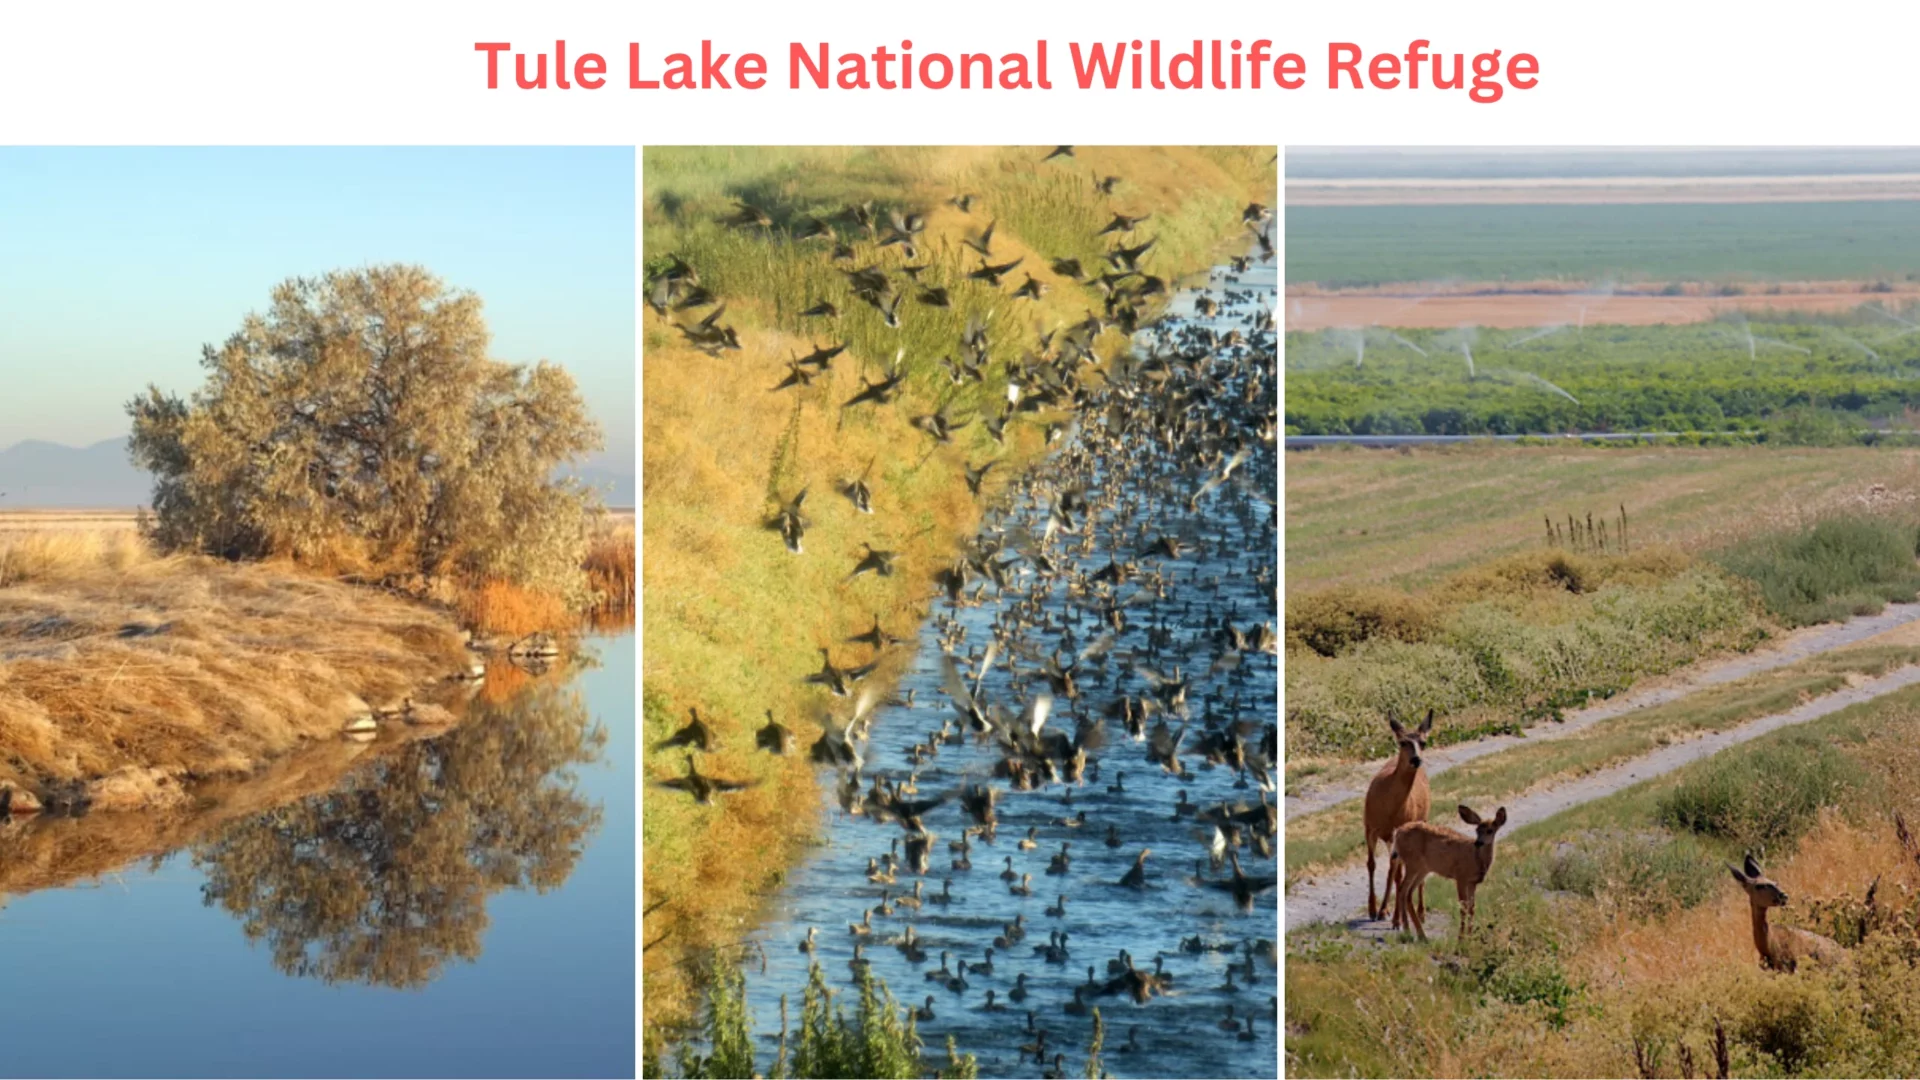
[1389,803,1508,941]
[1728,854,1847,972]
[1363,709,1433,920]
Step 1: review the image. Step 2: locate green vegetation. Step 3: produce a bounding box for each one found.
[1287,200,1920,287]
[1712,515,1920,626]
[1289,508,1920,762]
[659,958,1123,1080]
[1285,546,1763,760]
[668,961,934,1080]
[1289,685,1920,1078]
[1657,734,1870,853]
[1286,313,1920,437]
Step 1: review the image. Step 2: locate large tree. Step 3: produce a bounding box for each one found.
[129,265,601,603]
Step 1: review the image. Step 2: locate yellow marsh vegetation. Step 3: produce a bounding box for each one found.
[640,145,1274,1029]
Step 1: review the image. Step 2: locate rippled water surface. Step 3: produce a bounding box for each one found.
[737,261,1279,1079]
[0,633,635,1079]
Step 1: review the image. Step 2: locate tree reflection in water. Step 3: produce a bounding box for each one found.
[192,676,607,988]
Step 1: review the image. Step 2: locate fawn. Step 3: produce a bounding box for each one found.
[1364,709,1434,920]
[1728,855,1847,972]
[1389,803,1508,941]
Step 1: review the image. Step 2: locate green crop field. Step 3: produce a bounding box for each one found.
[1287,201,1920,287]
[1286,313,1920,436]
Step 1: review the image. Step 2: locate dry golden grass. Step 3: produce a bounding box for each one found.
[457,578,573,638]
[641,145,1275,1031]
[0,528,470,807]
[584,515,636,613]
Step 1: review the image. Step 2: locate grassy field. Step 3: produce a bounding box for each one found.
[1287,200,1920,288]
[640,146,1275,1037]
[1286,444,1920,593]
[1287,683,1920,1078]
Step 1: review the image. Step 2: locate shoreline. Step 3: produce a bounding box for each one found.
[639,145,1276,1038]
[0,538,487,814]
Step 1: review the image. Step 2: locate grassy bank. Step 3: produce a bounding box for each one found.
[0,521,631,812]
[1287,682,1920,1078]
[0,528,471,808]
[641,146,1274,1034]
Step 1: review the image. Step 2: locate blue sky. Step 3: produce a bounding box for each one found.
[0,147,634,461]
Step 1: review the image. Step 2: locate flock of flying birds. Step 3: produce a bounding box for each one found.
[648,147,1281,1069]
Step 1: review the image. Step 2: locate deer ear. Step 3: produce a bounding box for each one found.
[1417,709,1434,737]
[1492,807,1508,829]
[1457,804,1482,825]
[1728,863,1749,885]
[1744,853,1763,879]
[1387,715,1406,739]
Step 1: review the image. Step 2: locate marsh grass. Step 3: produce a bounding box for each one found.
[670,958,947,1080]
[640,146,1273,1034]
[584,515,637,614]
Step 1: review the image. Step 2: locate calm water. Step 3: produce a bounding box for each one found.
[735,260,1279,1078]
[0,633,635,1079]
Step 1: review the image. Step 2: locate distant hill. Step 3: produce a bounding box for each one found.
[0,439,152,509]
[0,439,635,511]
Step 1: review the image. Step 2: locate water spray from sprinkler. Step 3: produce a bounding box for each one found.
[1389,333,1428,357]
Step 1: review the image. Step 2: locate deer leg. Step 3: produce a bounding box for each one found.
[1390,866,1407,931]
[1365,833,1379,920]
[1457,881,1473,938]
[1408,872,1429,942]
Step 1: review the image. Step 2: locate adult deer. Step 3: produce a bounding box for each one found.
[1728,855,1847,972]
[1363,709,1433,920]
[1389,803,1508,941]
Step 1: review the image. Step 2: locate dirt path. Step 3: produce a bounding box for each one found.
[1285,659,1920,934]
[1287,602,1920,822]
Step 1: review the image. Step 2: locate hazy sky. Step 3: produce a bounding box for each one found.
[0,147,634,460]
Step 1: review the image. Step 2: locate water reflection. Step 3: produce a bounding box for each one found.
[0,634,632,1079]
[193,677,608,988]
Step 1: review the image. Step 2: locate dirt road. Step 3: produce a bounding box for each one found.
[1286,661,1920,933]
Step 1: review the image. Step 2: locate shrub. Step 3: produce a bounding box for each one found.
[1657,733,1868,852]
[1713,513,1920,626]
[1286,585,1438,657]
[1545,830,1721,920]
[1286,564,1757,758]
[127,264,602,607]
